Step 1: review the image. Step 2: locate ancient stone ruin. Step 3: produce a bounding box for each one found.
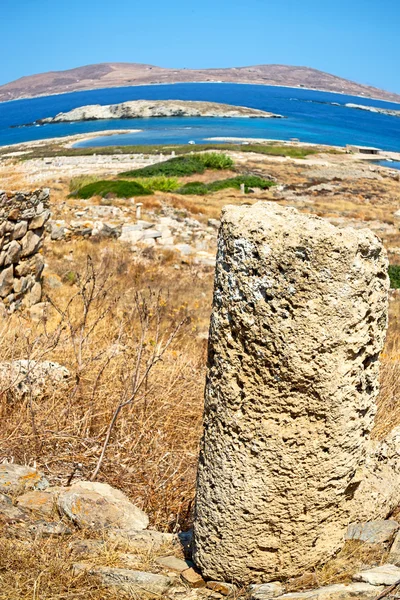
[193,202,400,584]
[0,189,50,313]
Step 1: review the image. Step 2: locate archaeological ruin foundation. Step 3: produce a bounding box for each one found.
[193,202,400,584]
[0,189,50,313]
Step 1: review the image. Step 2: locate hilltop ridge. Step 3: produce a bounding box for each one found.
[1,62,400,103]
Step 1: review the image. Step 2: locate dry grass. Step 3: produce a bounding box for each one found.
[0,530,181,599]
[286,541,387,593]
[0,239,213,531]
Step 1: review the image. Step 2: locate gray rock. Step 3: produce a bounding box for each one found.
[0,492,30,523]
[29,210,50,230]
[274,583,384,600]
[49,221,66,241]
[58,481,149,534]
[156,555,193,572]
[74,563,172,594]
[250,583,285,599]
[3,240,21,265]
[91,221,119,238]
[20,231,41,257]
[12,221,28,240]
[24,281,42,306]
[174,243,193,256]
[353,564,400,586]
[28,520,73,537]
[389,531,400,565]
[0,464,48,495]
[346,520,399,544]
[0,265,13,298]
[143,229,162,239]
[109,528,173,549]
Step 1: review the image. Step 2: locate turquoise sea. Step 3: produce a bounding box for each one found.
[1,83,400,155]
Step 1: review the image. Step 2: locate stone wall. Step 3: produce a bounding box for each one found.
[0,189,50,312]
[193,202,398,584]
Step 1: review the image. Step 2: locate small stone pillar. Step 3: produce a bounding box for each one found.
[193,202,393,583]
[136,203,143,220]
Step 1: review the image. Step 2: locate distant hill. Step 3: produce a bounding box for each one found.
[1,62,400,104]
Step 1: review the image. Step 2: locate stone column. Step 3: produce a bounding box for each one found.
[193,202,392,584]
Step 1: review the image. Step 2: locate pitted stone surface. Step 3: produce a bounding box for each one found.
[193,202,392,583]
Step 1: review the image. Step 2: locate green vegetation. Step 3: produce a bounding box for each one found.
[10,142,342,163]
[177,175,275,195]
[73,180,151,199]
[389,265,400,289]
[133,176,180,192]
[69,175,99,194]
[71,173,275,199]
[120,153,234,178]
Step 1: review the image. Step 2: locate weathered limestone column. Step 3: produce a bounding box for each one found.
[193,202,393,584]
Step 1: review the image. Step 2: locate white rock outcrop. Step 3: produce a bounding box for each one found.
[37,99,283,123]
[193,202,399,583]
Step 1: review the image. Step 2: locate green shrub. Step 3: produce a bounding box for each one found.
[196,152,234,170]
[73,180,151,199]
[133,176,180,192]
[176,175,275,195]
[389,265,400,289]
[120,153,234,178]
[176,182,210,195]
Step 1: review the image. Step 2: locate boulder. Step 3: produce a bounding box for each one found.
[58,481,149,534]
[0,464,48,494]
[17,488,60,518]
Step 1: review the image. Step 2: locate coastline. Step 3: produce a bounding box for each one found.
[1,80,400,108]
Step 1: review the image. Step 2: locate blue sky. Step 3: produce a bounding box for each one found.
[2,0,399,92]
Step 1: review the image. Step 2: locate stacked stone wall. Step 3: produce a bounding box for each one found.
[0,189,50,312]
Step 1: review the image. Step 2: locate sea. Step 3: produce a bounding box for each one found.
[1,83,400,159]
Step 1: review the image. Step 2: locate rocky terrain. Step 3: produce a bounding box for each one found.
[33,99,283,125]
[1,62,400,103]
[346,103,400,117]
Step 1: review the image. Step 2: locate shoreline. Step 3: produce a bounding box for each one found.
[2,129,400,169]
[1,80,400,108]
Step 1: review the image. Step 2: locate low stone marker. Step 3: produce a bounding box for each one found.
[193,202,400,583]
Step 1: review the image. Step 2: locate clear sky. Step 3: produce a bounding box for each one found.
[2,0,399,92]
